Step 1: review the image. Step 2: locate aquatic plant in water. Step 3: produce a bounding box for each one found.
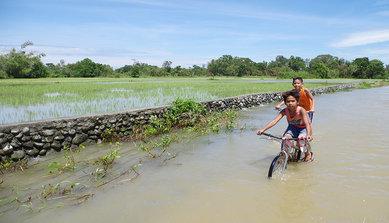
[136,98,239,158]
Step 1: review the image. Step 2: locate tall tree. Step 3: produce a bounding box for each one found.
[162,61,172,73]
[367,59,385,78]
[351,57,370,78]
[0,41,48,78]
[68,58,113,77]
[288,56,306,71]
[310,62,330,78]
[268,55,288,68]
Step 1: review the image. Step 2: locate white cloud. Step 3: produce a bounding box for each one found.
[375,10,389,16]
[107,0,361,26]
[332,29,389,48]
[365,47,389,55]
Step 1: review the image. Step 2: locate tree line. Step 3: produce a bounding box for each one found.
[1,42,388,79]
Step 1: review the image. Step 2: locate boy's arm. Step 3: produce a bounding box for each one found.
[257,112,284,135]
[301,109,313,140]
[274,101,284,110]
[305,89,315,112]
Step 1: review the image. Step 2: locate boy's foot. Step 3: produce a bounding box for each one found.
[304,152,314,162]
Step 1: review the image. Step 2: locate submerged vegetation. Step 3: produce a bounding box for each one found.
[136,101,238,158]
[0,159,29,173]
[0,98,240,215]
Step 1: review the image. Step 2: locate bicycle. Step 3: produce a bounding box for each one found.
[261,132,312,178]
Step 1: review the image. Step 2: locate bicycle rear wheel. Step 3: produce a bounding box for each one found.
[268,152,287,178]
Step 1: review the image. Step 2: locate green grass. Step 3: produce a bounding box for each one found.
[0,77,351,124]
[0,77,346,105]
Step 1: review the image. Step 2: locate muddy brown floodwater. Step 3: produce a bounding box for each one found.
[1,86,389,223]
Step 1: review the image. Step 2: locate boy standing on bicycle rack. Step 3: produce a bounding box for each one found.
[275,77,315,122]
[257,90,314,161]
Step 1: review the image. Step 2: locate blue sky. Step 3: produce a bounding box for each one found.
[1,0,389,67]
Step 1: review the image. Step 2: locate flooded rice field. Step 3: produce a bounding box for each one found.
[1,86,389,223]
[0,78,338,125]
[0,87,218,125]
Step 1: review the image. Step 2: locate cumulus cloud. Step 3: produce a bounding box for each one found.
[332,29,389,48]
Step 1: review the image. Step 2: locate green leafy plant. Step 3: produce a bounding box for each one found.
[102,128,116,142]
[0,159,28,173]
[0,160,14,172]
[40,181,83,199]
[95,149,120,171]
[47,149,76,174]
[358,81,373,89]
[47,162,62,174]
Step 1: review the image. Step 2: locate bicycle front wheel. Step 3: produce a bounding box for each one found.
[268,152,287,178]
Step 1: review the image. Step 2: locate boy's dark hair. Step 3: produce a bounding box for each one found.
[292,77,303,83]
[282,90,300,102]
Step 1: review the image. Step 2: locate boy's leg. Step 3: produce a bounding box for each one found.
[297,129,307,137]
[296,128,313,161]
[308,111,314,123]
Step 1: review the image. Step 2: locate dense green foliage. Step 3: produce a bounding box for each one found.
[0,42,48,78]
[1,42,388,79]
[208,55,261,76]
[115,61,208,77]
[46,58,114,78]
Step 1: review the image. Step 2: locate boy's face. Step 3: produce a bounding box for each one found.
[292,79,303,90]
[285,96,298,109]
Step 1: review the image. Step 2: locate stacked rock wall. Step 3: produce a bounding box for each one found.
[0,84,354,162]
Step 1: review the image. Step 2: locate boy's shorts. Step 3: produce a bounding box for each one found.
[283,124,307,138]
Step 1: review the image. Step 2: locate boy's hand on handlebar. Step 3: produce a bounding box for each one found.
[256,129,264,135]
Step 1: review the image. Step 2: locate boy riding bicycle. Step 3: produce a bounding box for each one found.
[257,90,314,162]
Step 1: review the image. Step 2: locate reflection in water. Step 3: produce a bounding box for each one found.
[1,87,389,223]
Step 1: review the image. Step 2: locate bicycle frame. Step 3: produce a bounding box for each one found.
[281,138,311,162]
[263,132,310,161]
[265,133,311,178]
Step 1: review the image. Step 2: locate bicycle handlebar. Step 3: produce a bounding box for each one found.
[261,132,299,141]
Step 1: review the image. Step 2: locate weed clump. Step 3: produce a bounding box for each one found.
[40,181,87,199]
[141,98,206,138]
[137,99,238,158]
[357,80,389,89]
[358,82,373,89]
[47,145,85,174]
[47,151,75,174]
[102,128,120,142]
[0,159,29,173]
[95,149,120,171]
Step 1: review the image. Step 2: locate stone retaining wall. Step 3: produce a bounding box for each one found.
[0,84,355,162]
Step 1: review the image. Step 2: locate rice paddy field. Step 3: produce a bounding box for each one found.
[0,77,356,125]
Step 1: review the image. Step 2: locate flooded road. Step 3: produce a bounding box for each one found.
[2,86,389,223]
